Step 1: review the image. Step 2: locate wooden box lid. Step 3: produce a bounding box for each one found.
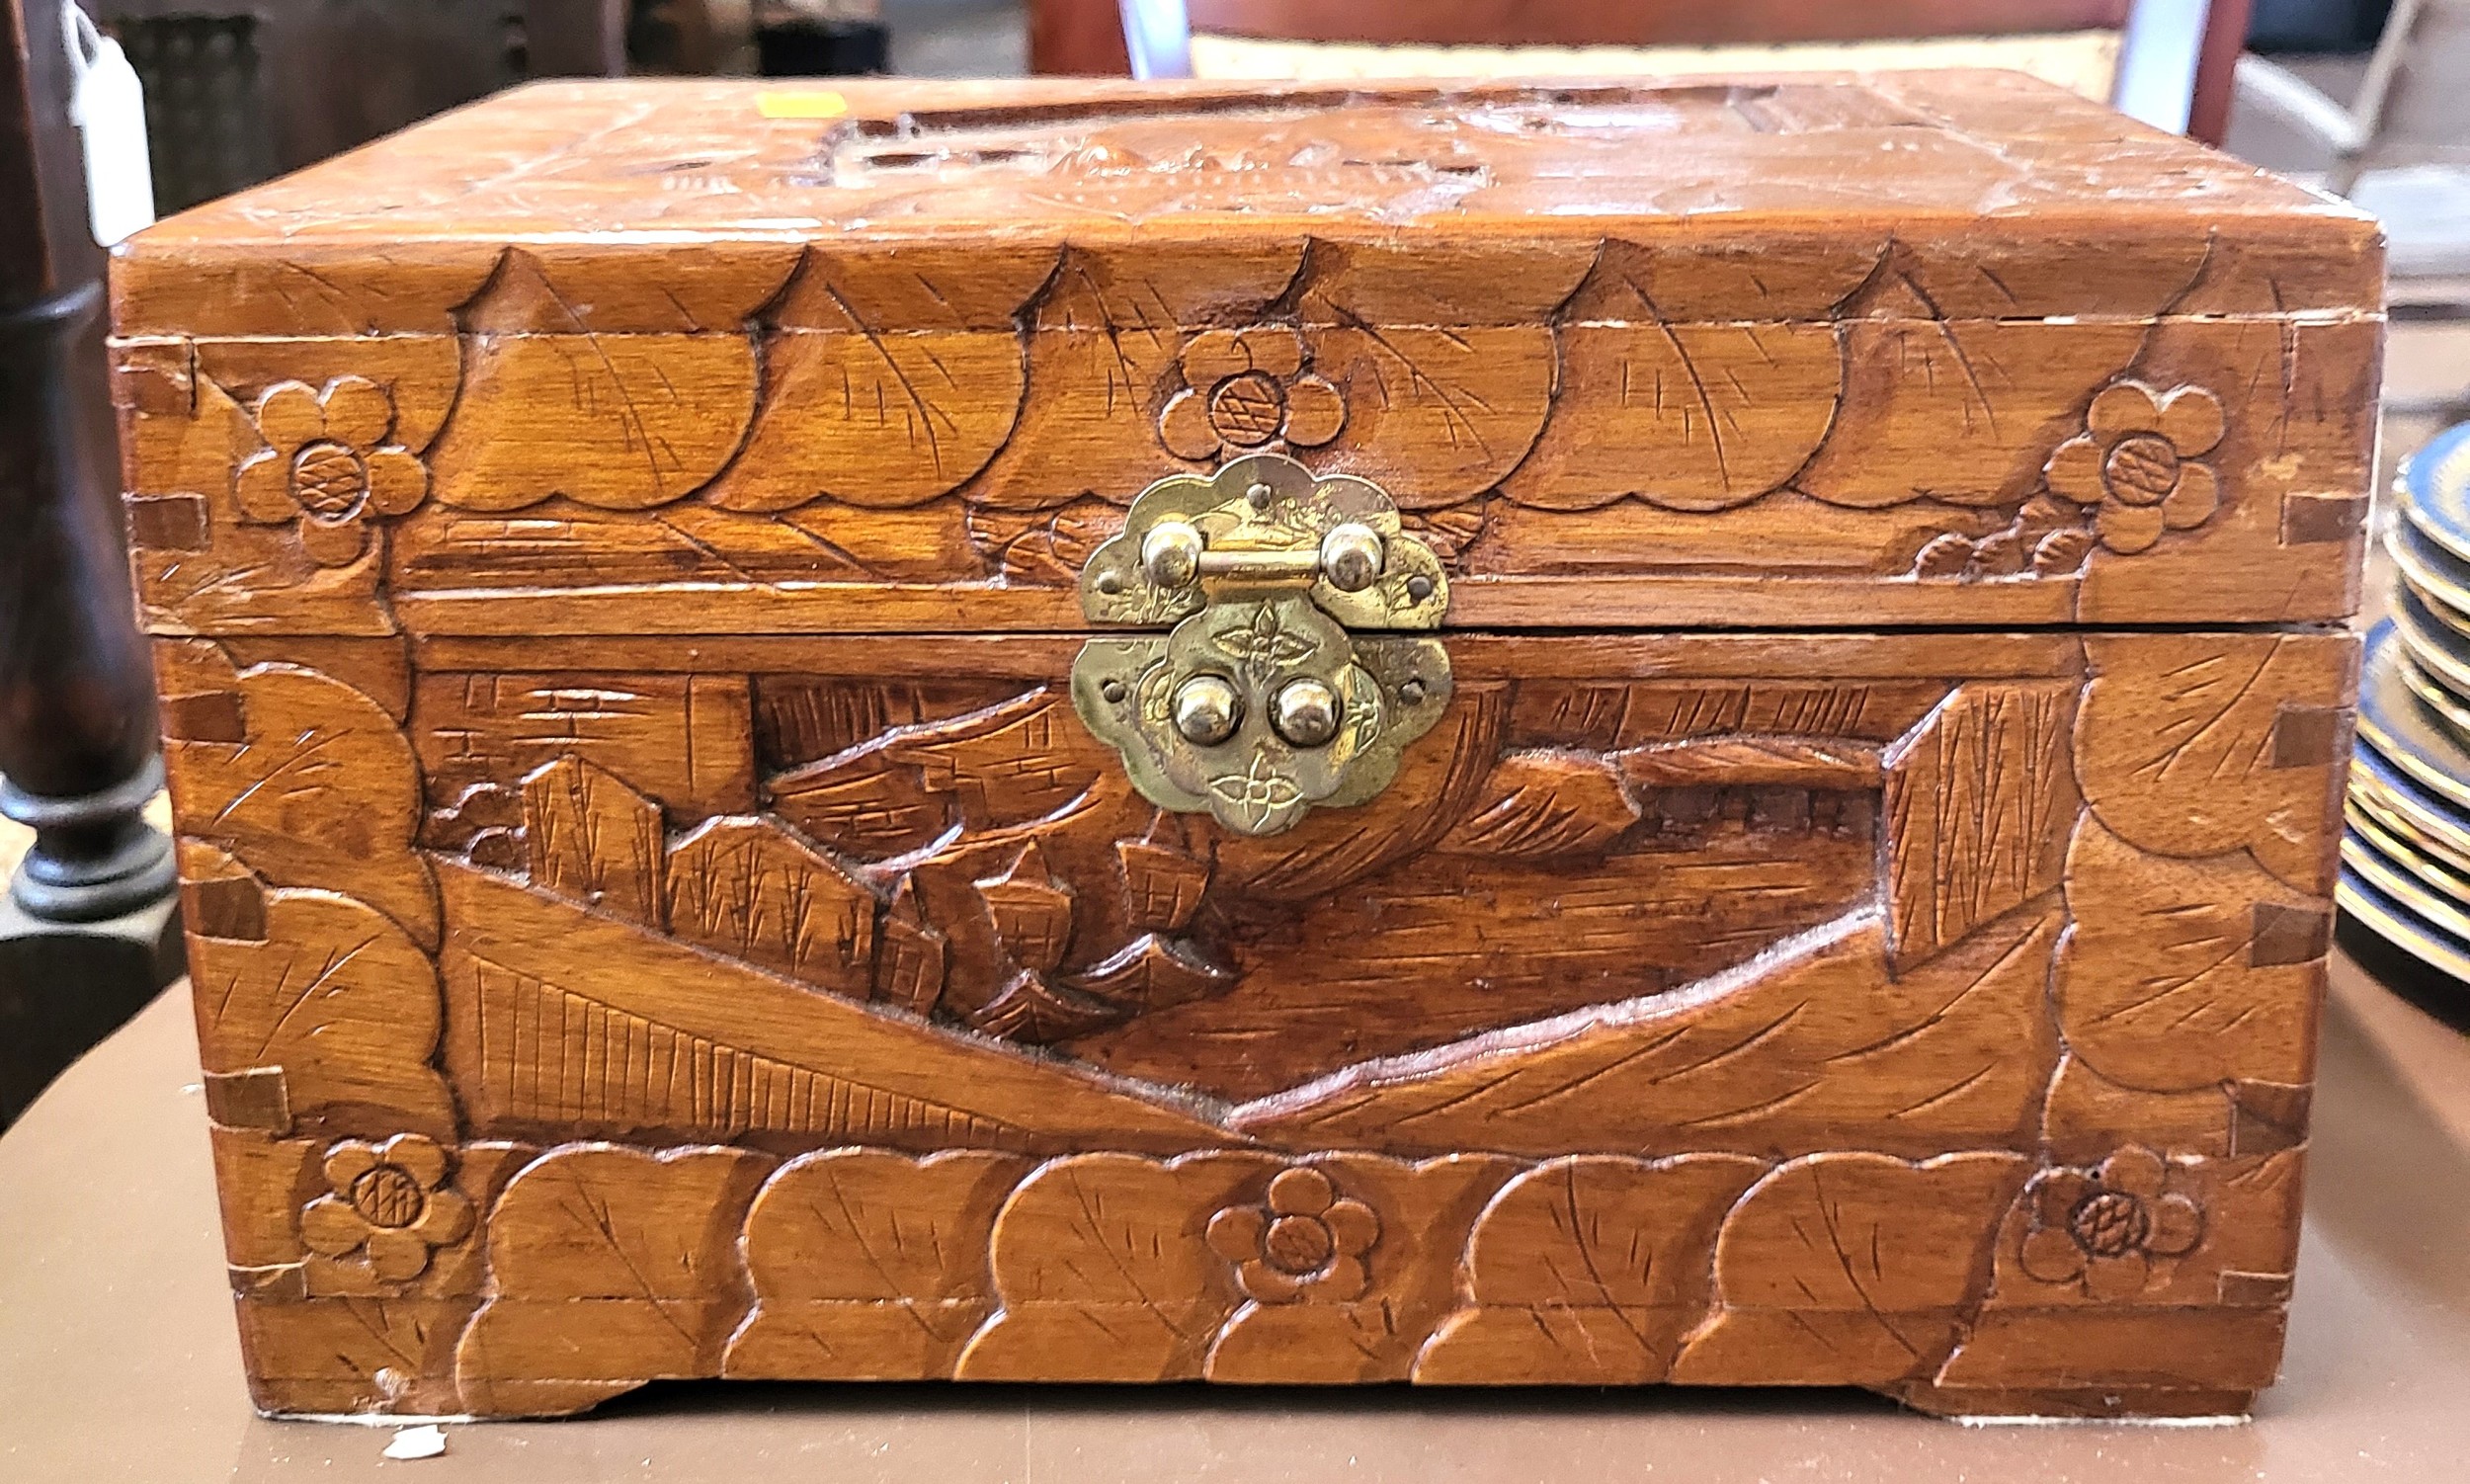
[110,75,2382,636]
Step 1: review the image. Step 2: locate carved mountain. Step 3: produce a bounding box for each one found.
[1230,903,2062,1158]
[436,862,1229,1154]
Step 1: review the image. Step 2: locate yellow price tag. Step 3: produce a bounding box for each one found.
[758,91,850,121]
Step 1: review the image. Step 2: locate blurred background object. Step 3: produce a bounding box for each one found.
[2228,0,2470,436]
[2,0,185,1126]
[2342,422,2470,998]
[1039,0,2254,141]
[754,0,889,76]
[84,0,629,214]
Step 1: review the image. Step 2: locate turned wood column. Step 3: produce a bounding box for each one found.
[2,0,181,1123]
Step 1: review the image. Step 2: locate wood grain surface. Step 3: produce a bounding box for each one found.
[109,74,2379,634]
[111,75,2374,1421]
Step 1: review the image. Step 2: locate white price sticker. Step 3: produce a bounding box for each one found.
[62,2,154,246]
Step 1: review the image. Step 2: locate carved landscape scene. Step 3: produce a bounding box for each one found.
[155,624,2349,1416]
[115,76,2372,1419]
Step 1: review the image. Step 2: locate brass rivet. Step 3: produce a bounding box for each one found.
[1094,570,1124,596]
[1405,573,1435,603]
[1141,522,1204,589]
[1173,674,1242,746]
[1272,678,1341,748]
[1246,482,1275,511]
[1399,678,1427,705]
[1319,523,1385,593]
[1101,678,1127,704]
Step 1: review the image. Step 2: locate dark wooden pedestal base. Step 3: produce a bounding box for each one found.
[3,757,176,921]
[0,885,184,1126]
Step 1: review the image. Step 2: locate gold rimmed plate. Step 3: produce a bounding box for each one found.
[2346,825,2470,942]
[2395,418,2470,566]
[2387,515,2470,642]
[2357,618,2470,815]
[2339,865,2470,982]
[2387,593,2470,746]
[2397,642,2470,750]
[2350,745,2470,877]
[2348,805,2470,915]
[2388,511,2470,642]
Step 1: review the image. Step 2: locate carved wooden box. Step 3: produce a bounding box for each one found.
[111,75,2379,1420]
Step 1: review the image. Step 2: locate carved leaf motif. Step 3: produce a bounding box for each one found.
[957,1151,1281,1381]
[966,245,1305,511]
[1669,1151,2029,1385]
[1504,321,1841,512]
[1459,1155,1769,1309]
[1440,750,1641,857]
[2055,817,2327,1091]
[726,1149,1030,1380]
[427,339,755,513]
[703,329,1026,511]
[2039,1051,2241,1164]
[157,640,439,948]
[1304,325,1555,506]
[458,1145,772,1409]
[483,1146,770,1303]
[234,1296,479,1416]
[428,252,758,513]
[965,498,1121,586]
[1412,1154,1767,1384]
[2076,634,2354,891]
[1795,318,2146,509]
[184,847,455,1140]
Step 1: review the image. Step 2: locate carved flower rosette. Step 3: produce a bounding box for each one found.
[2043,380,2226,555]
[1206,1166,1380,1304]
[1160,327,1347,463]
[300,1134,473,1287]
[2015,1145,2205,1300]
[234,376,428,566]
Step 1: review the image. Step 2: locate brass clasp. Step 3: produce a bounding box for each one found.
[1070,453,1452,836]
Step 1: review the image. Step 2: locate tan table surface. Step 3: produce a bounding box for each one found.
[4,955,2467,1484]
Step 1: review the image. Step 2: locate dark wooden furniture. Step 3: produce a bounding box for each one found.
[1034,0,2255,145]
[1,0,183,1126]
[111,75,2378,1420]
[86,0,626,213]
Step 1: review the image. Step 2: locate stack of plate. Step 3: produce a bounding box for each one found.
[2345,422,2470,981]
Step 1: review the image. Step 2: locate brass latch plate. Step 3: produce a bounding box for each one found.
[1070,453,1452,836]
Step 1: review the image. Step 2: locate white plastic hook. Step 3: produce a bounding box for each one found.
[62,1,154,246]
